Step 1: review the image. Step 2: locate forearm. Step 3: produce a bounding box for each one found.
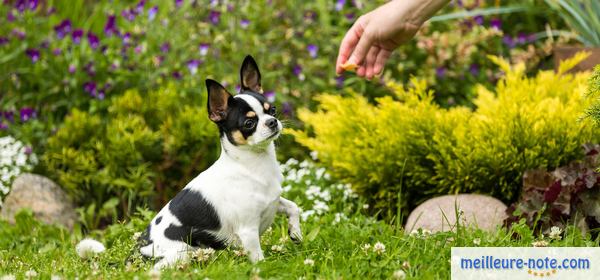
[394,0,451,27]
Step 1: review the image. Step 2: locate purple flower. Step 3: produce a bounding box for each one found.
[175,0,183,7]
[68,64,76,73]
[46,6,56,16]
[134,45,143,54]
[208,10,220,25]
[235,84,241,92]
[172,71,182,80]
[135,0,146,14]
[83,81,97,97]
[517,33,528,45]
[335,75,345,88]
[40,40,49,49]
[54,19,72,39]
[71,29,83,44]
[104,15,118,37]
[264,91,275,103]
[52,48,62,55]
[240,19,250,29]
[307,44,318,58]
[25,48,39,63]
[502,35,515,48]
[87,32,100,49]
[121,9,136,21]
[27,0,37,10]
[16,0,26,13]
[160,42,170,53]
[199,43,210,56]
[12,29,25,40]
[345,13,355,20]
[187,59,201,74]
[7,10,15,22]
[469,63,479,76]
[84,62,95,76]
[24,146,33,155]
[148,6,158,21]
[435,67,446,78]
[0,122,7,130]
[0,37,8,46]
[3,111,14,122]
[19,107,36,122]
[473,15,484,25]
[281,102,293,117]
[122,32,131,44]
[490,18,501,30]
[210,0,219,7]
[293,65,305,81]
[335,0,345,11]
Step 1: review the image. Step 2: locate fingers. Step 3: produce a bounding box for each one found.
[335,19,365,75]
[373,49,391,76]
[364,46,380,79]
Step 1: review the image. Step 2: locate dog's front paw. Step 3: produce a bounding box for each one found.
[288,227,303,243]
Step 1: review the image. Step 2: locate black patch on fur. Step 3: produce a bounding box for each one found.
[155,216,162,225]
[163,188,226,249]
[137,224,153,248]
[216,94,264,145]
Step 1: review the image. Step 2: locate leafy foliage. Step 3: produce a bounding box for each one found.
[586,65,600,125]
[544,0,600,46]
[291,54,598,218]
[42,85,219,227]
[505,144,600,236]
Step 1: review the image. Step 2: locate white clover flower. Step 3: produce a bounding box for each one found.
[392,270,406,280]
[315,168,326,179]
[473,238,481,246]
[148,269,161,280]
[310,151,318,160]
[360,243,371,254]
[282,185,292,193]
[301,210,315,221]
[285,158,299,166]
[1,275,16,280]
[303,258,315,266]
[313,200,329,215]
[373,242,386,255]
[333,213,347,225]
[549,226,562,240]
[299,160,310,169]
[24,270,37,278]
[270,244,284,253]
[532,240,549,247]
[193,247,216,262]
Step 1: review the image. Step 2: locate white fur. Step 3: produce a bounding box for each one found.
[76,238,106,259]
[141,94,301,269]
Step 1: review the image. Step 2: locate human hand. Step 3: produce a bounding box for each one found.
[336,0,449,79]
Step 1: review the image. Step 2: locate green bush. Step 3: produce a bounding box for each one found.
[586,65,600,125]
[291,53,599,218]
[42,84,218,227]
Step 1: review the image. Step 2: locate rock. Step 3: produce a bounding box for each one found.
[0,173,77,229]
[405,194,507,233]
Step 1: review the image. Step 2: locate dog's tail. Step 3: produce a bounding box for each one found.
[75,238,106,259]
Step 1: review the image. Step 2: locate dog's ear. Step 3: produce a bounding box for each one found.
[240,55,262,93]
[206,79,232,122]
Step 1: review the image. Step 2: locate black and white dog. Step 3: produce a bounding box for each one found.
[76,56,303,268]
[138,55,303,268]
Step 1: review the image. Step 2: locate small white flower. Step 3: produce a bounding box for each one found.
[271,244,284,253]
[51,275,62,280]
[549,226,562,240]
[25,270,37,278]
[360,243,371,254]
[132,231,142,241]
[313,200,329,214]
[1,275,17,280]
[473,238,481,246]
[333,213,347,225]
[532,240,549,247]
[362,204,369,210]
[310,151,318,160]
[402,260,411,269]
[75,239,105,259]
[193,247,216,262]
[303,258,315,266]
[373,242,386,255]
[392,270,406,280]
[233,249,246,257]
[148,269,161,280]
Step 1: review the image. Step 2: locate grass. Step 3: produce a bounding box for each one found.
[1,208,598,279]
[1,159,598,279]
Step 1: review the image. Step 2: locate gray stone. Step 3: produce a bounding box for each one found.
[405,194,507,233]
[0,173,77,229]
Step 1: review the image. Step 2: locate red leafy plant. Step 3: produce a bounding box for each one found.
[504,144,600,236]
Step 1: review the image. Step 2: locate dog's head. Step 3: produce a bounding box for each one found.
[205,55,281,149]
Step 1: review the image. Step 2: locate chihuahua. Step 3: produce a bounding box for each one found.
[134,55,302,269]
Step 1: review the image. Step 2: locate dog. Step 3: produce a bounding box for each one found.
[131,55,302,268]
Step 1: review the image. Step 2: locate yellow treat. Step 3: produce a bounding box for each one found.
[341,61,358,71]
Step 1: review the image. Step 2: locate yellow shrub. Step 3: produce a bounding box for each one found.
[290,54,598,217]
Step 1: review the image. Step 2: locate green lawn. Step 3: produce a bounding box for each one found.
[1,208,597,279]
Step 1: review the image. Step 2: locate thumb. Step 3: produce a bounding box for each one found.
[348,30,373,66]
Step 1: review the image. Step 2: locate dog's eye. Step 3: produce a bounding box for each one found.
[268,106,276,116]
[243,119,256,129]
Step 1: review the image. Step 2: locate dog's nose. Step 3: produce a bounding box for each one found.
[266,118,278,129]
